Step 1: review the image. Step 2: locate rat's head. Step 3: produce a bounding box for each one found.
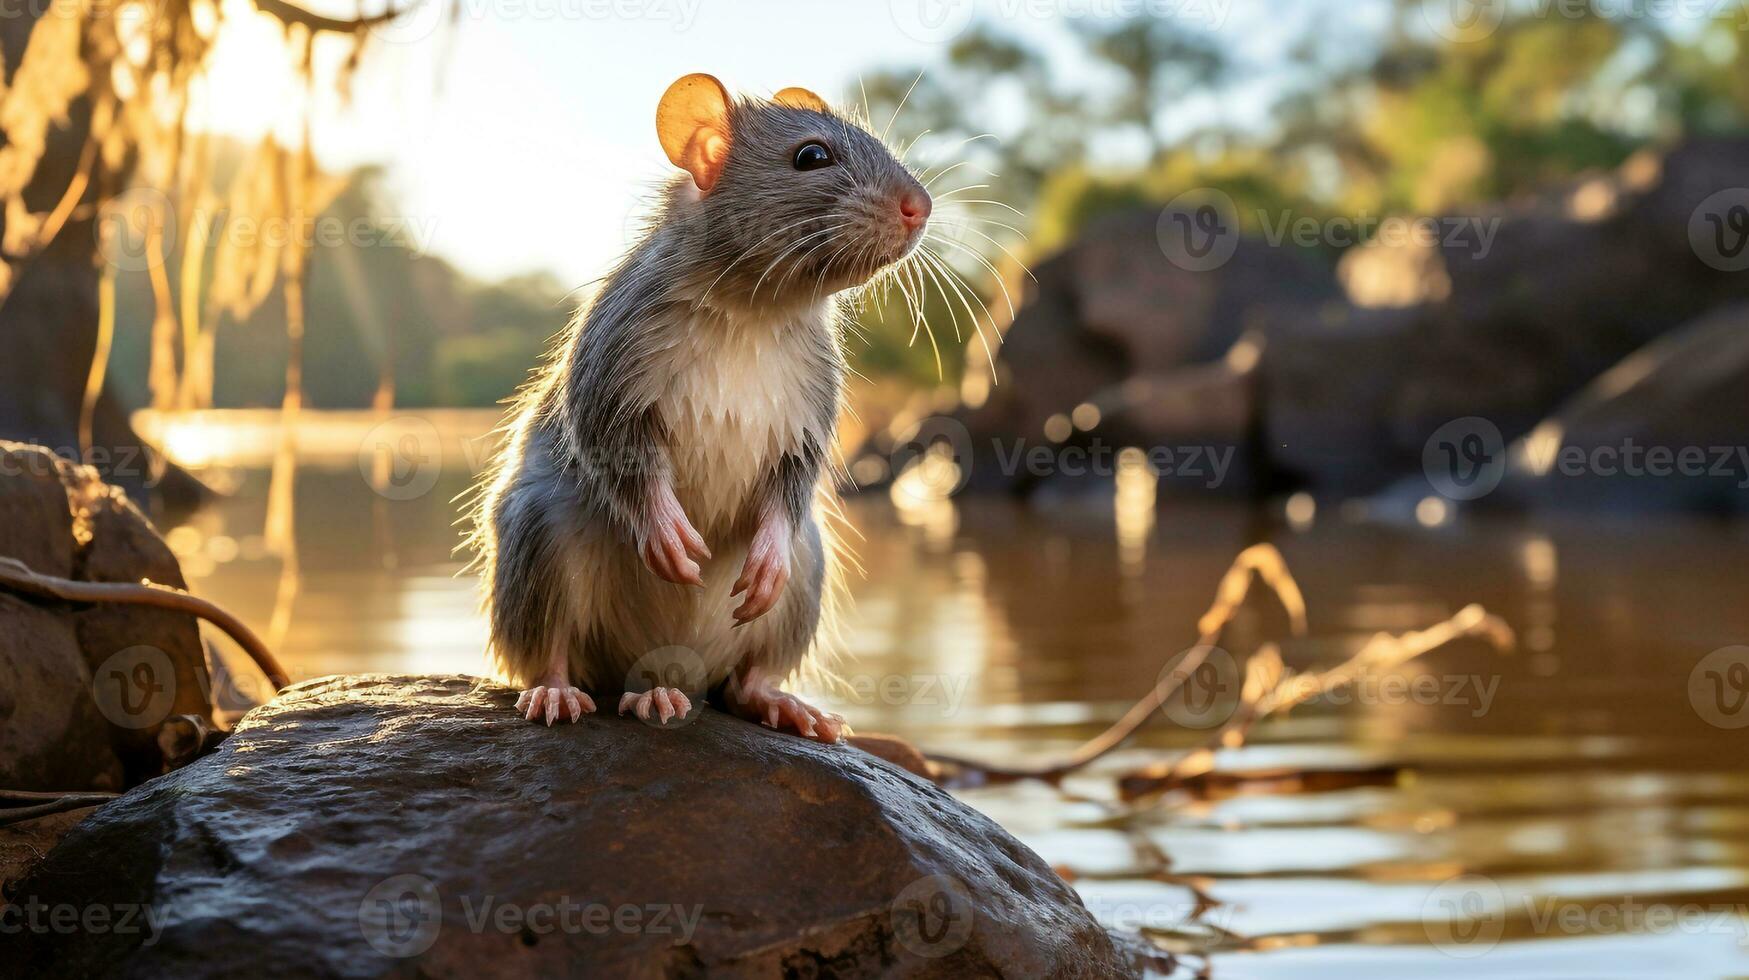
[657,73,931,305]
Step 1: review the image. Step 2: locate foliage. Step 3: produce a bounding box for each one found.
[849,1,1749,387]
[108,163,568,410]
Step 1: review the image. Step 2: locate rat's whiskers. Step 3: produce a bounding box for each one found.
[924,230,1023,318]
[698,215,839,308]
[918,245,999,381]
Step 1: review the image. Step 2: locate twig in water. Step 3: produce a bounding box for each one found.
[925,544,1307,783]
[1116,604,1515,800]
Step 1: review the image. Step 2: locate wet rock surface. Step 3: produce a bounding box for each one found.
[0,441,212,791]
[8,674,1140,979]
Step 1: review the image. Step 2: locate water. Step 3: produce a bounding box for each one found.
[163,411,1749,978]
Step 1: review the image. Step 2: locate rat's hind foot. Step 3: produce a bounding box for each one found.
[516,685,595,725]
[618,687,694,726]
[727,685,845,744]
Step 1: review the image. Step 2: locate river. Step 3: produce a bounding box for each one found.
[155,409,1749,977]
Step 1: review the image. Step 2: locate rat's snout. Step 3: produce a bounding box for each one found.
[897,188,932,232]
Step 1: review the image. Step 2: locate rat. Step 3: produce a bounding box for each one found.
[470,73,932,742]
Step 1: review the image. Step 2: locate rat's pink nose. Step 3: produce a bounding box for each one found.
[897,190,931,231]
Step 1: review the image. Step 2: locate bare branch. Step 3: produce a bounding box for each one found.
[252,0,423,34]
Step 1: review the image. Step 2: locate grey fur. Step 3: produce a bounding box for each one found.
[468,91,928,698]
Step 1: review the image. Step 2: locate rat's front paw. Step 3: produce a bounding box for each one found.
[642,486,711,587]
[731,518,790,625]
[516,685,596,725]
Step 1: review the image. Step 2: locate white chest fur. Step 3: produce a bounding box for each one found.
[656,308,825,531]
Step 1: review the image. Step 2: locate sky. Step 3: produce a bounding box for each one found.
[195,0,1350,288]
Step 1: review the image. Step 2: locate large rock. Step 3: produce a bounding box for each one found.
[859,208,1336,498]
[0,442,213,791]
[1500,303,1749,514]
[861,139,1749,508]
[1262,138,1749,498]
[7,674,1140,978]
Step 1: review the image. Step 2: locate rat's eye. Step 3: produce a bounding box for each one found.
[793,142,835,171]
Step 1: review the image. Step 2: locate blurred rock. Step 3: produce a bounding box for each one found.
[862,208,1337,498]
[1264,138,1749,498]
[0,442,213,791]
[864,139,1749,511]
[9,674,1141,979]
[1501,304,1749,514]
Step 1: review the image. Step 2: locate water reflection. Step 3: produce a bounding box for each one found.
[165,411,1749,977]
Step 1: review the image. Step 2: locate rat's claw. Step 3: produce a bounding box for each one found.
[678,520,711,561]
[643,482,708,585]
[521,687,545,722]
[644,528,704,588]
[777,697,816,737]
[518,685,594,725]
[664,531,701,585]
[563,689,592,720]
[734,683,843,744]
[618,687,694,727]
[731,545,789,625]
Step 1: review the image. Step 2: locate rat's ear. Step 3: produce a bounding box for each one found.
[773,86,829,113]
[657,73,733,194]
